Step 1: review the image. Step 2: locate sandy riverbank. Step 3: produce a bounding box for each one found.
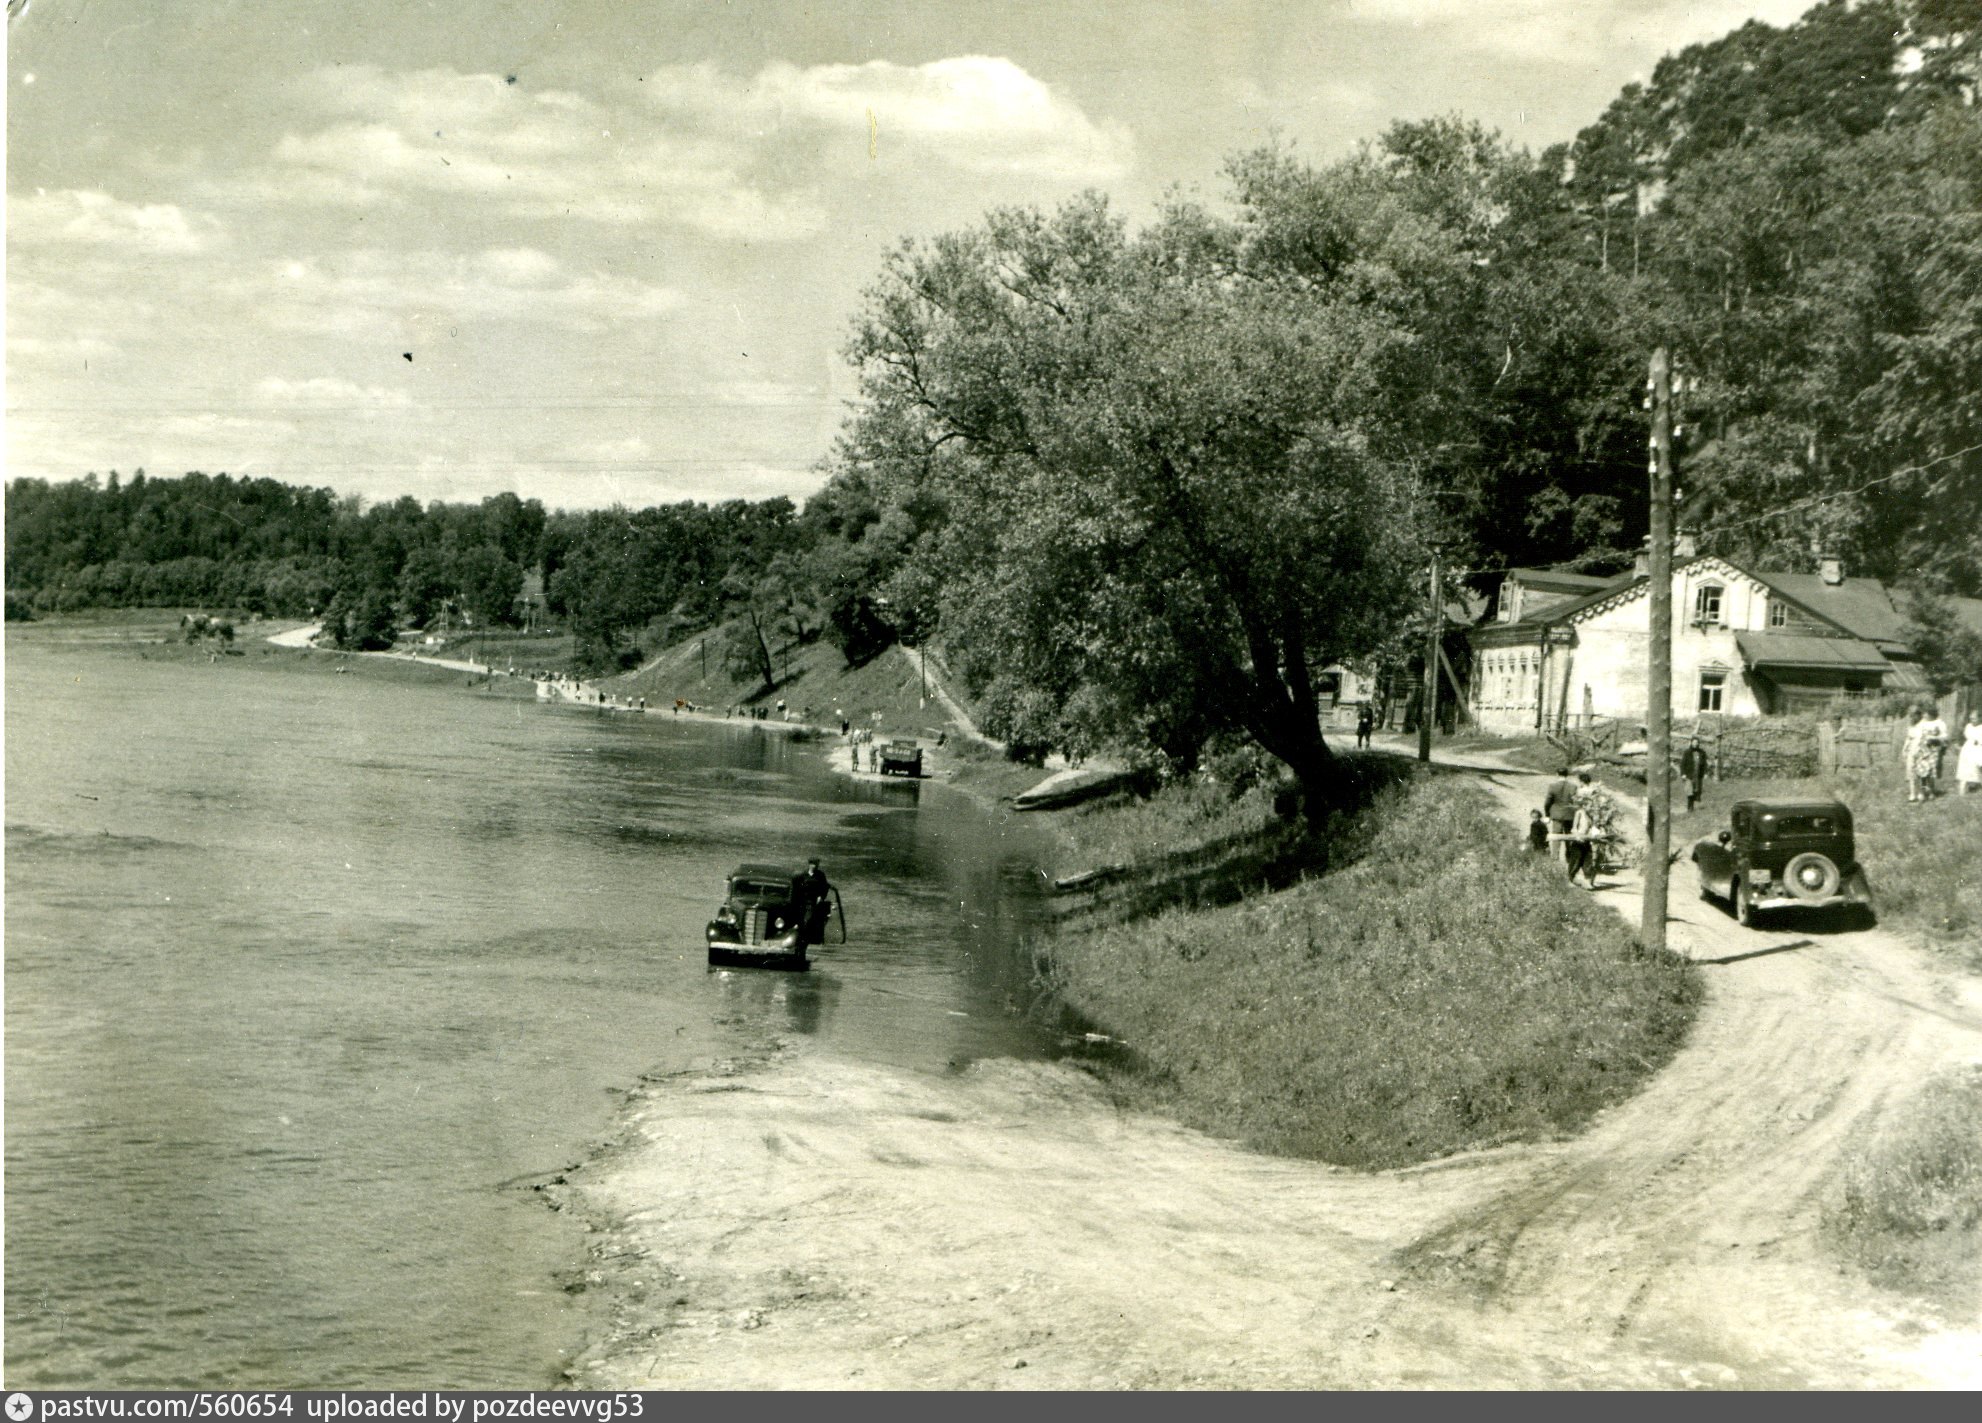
[544,740,1982,1390]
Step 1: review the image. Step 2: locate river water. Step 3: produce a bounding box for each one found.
[4,625,1061,1388]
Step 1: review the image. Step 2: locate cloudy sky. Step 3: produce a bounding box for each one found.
[7,0,1816,512]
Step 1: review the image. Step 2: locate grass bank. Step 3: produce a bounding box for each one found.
[1044,771,1701,1169]
[1821,1064,1982,1302]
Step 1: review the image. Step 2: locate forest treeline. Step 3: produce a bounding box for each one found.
[7,0,1977,813]
[0,471,852,680]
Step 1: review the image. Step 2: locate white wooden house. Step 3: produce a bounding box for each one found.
[1468,556,1935,732]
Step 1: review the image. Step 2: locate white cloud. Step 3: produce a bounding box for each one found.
[256,57,1127,239]
[571,435,653,461]
[6,333,119,360]
[645,56,1135,180]
[155,412,299,440]
[266,65,827,239]
[1345,0,1820,65]
[244,246,686,335]
[8,188,224,254]
[255,376,414,407]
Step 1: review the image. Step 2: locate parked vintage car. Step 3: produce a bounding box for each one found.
[705,861,842,970]
[1690,797,1874,928]
[878,739,924,777]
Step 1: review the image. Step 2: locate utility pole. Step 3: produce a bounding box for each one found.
[1419,548,1440,764]
[1643,347,1675,952]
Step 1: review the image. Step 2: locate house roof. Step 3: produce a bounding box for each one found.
[1733,632,1890,674]
[1749,572,1909,649]
[1472,559,1969,674]
[1507,567,1613,593]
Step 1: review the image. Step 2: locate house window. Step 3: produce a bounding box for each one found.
[1699,670,1726,712]
[1693,583,1724,627]
[1769,600,1788,628]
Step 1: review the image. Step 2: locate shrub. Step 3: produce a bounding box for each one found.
[1821,1066,1982,1297]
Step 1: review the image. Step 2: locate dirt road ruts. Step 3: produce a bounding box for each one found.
[554,755,1982,1389]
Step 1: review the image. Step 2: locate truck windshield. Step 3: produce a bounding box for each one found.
[731,880,791,900]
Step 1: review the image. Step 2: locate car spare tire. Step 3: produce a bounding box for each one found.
[1784,851,1842,902]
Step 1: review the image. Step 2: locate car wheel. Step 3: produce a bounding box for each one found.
[1784,851,1842,903]
[1734,876,1756,928]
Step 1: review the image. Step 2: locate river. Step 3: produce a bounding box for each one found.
[3,623,1061,1388]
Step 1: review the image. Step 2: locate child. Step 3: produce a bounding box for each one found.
[1527,809,1549,853]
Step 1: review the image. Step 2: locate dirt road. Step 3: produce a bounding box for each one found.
[554,756,1982,1389]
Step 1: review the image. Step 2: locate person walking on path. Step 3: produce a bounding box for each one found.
[1958,711,1982,796]
[1544,766,1578,861]
[1679,735,1710,813]
[1355,703,1374,750]
[1565,772,1607,889]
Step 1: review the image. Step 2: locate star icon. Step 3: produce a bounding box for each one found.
[6,1394,36,1421]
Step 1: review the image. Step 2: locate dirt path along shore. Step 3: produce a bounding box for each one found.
[551,750,1981,1388]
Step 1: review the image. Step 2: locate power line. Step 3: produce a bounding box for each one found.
[1699,442,1982,536]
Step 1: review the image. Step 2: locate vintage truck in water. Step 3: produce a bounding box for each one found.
[878,739,924,777]
[705,861,843,970]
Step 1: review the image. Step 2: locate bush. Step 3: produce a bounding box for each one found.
[1048,776,1700,1168]
[1822,1066,1982,1296]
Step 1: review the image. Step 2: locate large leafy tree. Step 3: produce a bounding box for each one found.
[835,172,1455,819]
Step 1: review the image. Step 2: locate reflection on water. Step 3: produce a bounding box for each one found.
[4,627,1060,1387]
[710,968,841,1039]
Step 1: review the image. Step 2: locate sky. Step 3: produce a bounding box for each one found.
[6,0,1819,513]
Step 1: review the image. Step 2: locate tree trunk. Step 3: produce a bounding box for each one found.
[747,607,776,690]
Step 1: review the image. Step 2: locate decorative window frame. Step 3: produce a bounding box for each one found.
[1692,582,1725,628]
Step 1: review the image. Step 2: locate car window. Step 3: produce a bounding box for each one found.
[732,879,792,900]
[1732,810,1748,837]
[1771,816,1836,837]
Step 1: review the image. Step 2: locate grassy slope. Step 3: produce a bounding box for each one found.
[600,634,979,744]
[1822,1064,1982,1304]
[1046,773,1702,1170]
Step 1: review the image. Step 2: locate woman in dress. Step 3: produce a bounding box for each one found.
[1912,707,1949,800]
[1957,711,1982,797]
